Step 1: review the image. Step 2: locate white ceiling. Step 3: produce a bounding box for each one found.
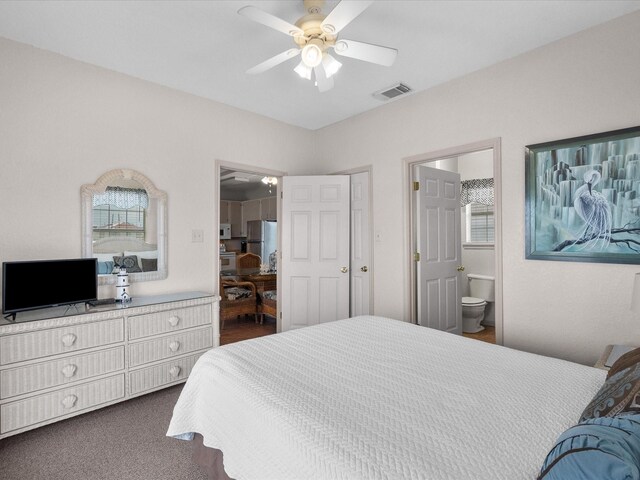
[0,1,638,130]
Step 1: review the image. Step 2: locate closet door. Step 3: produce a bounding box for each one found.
[280,176,350,331]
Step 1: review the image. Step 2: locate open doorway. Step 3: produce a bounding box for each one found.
[216,160,285,345]
[404,139,503,345]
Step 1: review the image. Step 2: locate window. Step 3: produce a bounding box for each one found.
[92,204,146,241]
[461,178,494,247]
[465,203,494,243]
[92,187,148,241]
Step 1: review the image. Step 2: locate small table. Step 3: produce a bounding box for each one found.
[220,269,276,296]
[239,272,276,296]
[594,344,637,370]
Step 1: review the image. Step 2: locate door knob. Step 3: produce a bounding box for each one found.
[360,266,368,272]
[340,267,349,273]
[457,265,465,272]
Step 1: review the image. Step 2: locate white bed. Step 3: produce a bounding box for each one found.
[167,315,606,480]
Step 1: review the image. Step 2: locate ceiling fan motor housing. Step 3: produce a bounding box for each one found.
[294,9,336,51]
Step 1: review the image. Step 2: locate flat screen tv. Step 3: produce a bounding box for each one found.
[2,258,98,317]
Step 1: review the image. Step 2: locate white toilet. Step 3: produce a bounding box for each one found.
[462,274,495,333]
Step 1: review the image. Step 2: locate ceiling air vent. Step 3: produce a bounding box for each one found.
[372,83,412,102]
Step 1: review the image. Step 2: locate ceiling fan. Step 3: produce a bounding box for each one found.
[238,0,398,92]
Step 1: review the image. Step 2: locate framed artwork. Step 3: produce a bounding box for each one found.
[525,126,640,264]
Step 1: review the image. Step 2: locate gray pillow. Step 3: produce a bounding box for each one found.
[141,257,157,272]
[113,255,142,273]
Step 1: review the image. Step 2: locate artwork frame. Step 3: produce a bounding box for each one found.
[525,126,640,264]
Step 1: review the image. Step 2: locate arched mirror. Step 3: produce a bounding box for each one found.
[81,169,167,285]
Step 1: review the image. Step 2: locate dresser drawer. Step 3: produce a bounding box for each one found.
[0,374,125,434]
[128,305,211,340]
[0,346,125,400]
[129,327,212,368]
[0,318,125,365]
[129,352,204,395]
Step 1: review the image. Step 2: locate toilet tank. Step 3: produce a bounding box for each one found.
[467,274,495,302]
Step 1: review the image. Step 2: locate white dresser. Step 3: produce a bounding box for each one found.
[0,292,219,439]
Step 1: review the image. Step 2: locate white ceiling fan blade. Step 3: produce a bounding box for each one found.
[313,64,334,93]
[321,1,374,35]
[238,6,304,37]
[333,39,397,67]
[247,49,300,75]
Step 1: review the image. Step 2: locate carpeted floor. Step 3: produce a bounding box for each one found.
[0,385,207,480]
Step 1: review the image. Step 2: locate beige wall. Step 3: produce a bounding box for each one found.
[0,37,314,299]
[2,11,640,365]
[315,11,640,365]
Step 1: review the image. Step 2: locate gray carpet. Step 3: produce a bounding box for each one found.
[0,385,207,480]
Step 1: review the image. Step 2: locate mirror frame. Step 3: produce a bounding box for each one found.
[81,169,168,285]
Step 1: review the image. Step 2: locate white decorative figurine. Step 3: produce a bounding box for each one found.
[115,268,131,303]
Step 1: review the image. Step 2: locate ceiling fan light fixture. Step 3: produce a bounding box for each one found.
[322,54,342,79]
[294,61,312,80]
[334,40,348,53]
[322,23,336,34]
[301,43,323,67]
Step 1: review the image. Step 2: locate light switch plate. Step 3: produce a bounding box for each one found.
[192,229,204,243]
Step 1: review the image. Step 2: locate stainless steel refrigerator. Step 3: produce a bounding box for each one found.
[246,220,277,262]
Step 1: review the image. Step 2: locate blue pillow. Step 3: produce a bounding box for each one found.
[97,261,114,275]
[538,414,640,479]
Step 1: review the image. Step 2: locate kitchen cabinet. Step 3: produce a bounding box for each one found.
[242,199,261,236]
[219,200,230,224]
[260,197,277,220]
[229,201,242,237]
[222,198,276,237]
[220,200,242,237]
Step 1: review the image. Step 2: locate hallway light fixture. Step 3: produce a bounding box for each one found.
[262,176,278,194]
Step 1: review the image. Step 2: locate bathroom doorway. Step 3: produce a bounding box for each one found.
[404,139,503,345]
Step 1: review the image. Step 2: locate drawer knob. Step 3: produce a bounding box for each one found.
[61,333,77,347]
[169,341,180,352]
[61,394,78,409]
[169,366,181,377]
[168,316,180,327]
[62,364,77,378]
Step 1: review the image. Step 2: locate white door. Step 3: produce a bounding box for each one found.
[281,175,350,331]
[414,165,462,334]
[350,171,371,316]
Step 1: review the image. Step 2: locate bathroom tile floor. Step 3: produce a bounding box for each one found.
[463,325,496,344]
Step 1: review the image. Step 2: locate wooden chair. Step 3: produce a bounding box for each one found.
[219,278,258,329]
[236,253,261,269]
[259,290,277,324]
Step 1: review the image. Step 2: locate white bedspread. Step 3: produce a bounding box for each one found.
[167,316,605,480]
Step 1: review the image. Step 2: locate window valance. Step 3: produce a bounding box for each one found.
[93,187,149,209]
[461,178,494,207]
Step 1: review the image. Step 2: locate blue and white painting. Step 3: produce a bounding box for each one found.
[526,127,640,263]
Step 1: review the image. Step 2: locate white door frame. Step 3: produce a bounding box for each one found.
[402,139,504,345]
[215,159,287,332]
[332,165,374,315]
